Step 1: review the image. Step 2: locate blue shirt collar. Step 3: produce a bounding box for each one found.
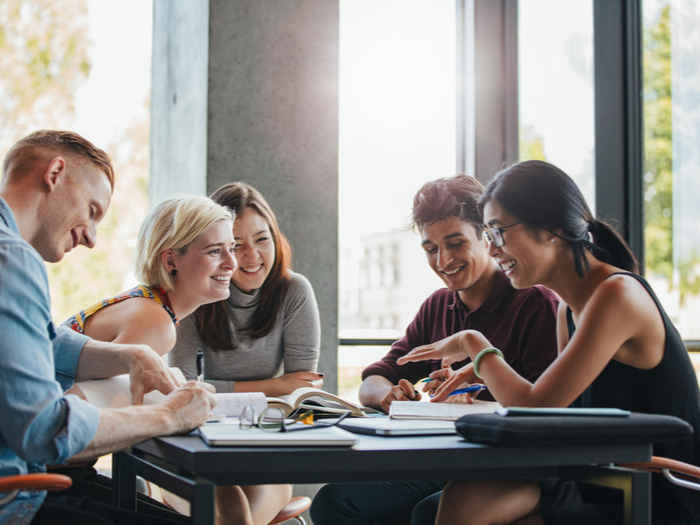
[0,196,20,234]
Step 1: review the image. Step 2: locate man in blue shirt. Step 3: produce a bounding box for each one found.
[0,131,216,525]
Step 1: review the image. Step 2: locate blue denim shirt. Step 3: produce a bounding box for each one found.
[0,197,100,524]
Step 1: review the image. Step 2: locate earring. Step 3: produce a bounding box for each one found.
[170,268,178,277]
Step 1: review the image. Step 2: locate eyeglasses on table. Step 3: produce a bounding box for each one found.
[239,405,350,432]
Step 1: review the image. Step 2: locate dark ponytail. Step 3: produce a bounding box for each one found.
[587,219,639,273]
[480,160,639,277]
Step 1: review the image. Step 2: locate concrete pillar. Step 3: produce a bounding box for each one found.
[151,0,339,394]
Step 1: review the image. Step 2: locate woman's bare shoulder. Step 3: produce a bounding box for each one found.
[91,298,177,354]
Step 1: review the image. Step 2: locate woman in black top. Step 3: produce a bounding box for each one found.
[398,160,700,524]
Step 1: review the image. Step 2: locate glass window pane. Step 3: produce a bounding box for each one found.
[339,0,455,337]
[518,0,595,209]
[643,0,700,340]
[338,0,456,401]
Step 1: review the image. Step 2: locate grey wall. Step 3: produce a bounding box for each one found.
[206,0,339,392]
[151,0,339,394]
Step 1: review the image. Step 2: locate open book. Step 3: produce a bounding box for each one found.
[389,399,501,421]
[74,368,267,418]
[267,387,366,417]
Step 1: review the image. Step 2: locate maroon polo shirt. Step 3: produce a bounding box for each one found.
[362,271,559,390]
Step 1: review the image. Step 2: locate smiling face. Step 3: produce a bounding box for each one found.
[37,159,112,262]
[483,199,557,289]
[232,207,276,293]
[170,219,236,305]
[421,216,493,298]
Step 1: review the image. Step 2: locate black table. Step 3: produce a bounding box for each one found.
[113,431,652,524]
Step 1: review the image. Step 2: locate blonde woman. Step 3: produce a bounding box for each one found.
[66,196,274,525]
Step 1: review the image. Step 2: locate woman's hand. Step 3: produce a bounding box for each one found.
[421,367,454,397]
[430,363,478,403]
[273,371,324,394]
[397,330,492,368]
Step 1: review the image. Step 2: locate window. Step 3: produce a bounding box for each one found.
[518,0,595,208]
[338,0,456,400]
[643,0,700,341]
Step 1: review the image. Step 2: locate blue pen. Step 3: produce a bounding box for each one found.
[446,384,486,398]
[419,378,434,383]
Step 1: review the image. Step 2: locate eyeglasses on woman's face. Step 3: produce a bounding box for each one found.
[483,222,520,248]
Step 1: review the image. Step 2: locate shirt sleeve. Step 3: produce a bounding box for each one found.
[361,297,435,384]
[281,274,321,373]
[0,243,99,464]
[53,324,90,390]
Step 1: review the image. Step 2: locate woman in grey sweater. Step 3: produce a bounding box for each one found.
[169,182,321,524]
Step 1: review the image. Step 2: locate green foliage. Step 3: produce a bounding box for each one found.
[643,3,673,284]
[1,0,150,322]
[0,1,92,150]
[519,124,547,162]
[643,3,700,302]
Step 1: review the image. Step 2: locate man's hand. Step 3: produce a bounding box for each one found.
[64,383,88,401]
[164,381,217,434]
[379,378,420,413]
[127,345,184,405]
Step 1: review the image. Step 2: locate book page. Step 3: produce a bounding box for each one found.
[211,392,267,418]
[268,387,365,416]
[389,400,501,421]
[76,367,187,408]
[76,368,265,417]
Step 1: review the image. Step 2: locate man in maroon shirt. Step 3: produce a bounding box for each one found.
[360,174,559,412]
[311,175,559,525]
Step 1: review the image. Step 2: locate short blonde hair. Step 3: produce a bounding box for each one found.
[135,196,234,291]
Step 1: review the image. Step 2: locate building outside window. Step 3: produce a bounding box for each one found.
[338,0,454,400]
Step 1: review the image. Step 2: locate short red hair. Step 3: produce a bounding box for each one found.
[3,130,114,190]
[412,174,484,233]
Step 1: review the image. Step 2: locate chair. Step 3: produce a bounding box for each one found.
[268,495,311,525]
[621,456,700,491]
[0,473,72,506]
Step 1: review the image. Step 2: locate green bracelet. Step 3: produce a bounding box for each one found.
[472,347,504,379]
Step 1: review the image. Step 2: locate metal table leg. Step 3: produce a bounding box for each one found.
[112,450,137,510]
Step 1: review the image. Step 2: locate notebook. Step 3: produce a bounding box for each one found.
[339,417,456,436]
[199,423,358,447]
[389,400,501,421]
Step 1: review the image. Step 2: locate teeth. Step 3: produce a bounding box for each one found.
[212,276,230,281]
[442,265,464,276]
[242,267,261,273]
[500,260,516,271]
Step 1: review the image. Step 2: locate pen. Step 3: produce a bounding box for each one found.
[196,351,204,382]
[419,378,434,383]
[446,384,486,398]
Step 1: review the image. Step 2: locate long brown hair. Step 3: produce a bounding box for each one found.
[194,182,292,349]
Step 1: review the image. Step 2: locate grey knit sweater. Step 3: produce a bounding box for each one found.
[169,271,320,393]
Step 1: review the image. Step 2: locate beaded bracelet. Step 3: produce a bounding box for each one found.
[473,347,504,379]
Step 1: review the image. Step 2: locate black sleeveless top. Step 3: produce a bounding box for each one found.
[568,272,700,521]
